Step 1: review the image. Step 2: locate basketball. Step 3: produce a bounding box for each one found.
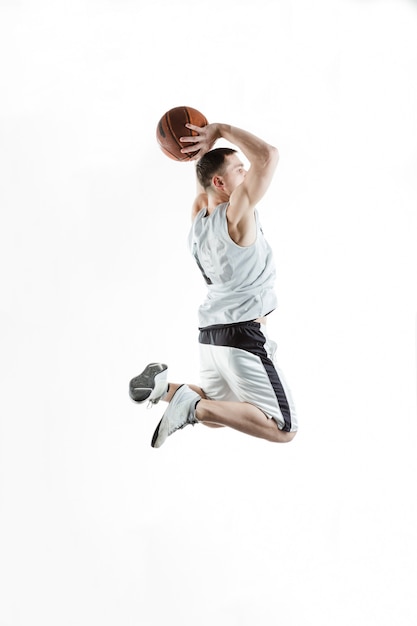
[156,106,208,161]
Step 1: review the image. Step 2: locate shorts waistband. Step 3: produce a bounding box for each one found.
[198,321,266,352]
[198,320,261,332]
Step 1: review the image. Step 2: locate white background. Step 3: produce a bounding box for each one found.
[1,0,416,624]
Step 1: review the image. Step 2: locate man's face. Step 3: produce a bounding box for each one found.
[219,153,247,195]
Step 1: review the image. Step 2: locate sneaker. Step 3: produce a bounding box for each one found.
[129,363,168,404]
[151,385,200,448]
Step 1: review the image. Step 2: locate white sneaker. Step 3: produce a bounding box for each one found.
[129,363,168,404]
[151,385,200,448]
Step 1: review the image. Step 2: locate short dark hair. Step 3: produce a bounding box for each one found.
[196,147,237,190]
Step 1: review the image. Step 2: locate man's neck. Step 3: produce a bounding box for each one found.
[207,193,229,214]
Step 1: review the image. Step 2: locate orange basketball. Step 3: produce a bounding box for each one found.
[156,106,208,161]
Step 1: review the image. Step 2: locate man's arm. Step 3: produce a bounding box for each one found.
[182,122,279,223]
[191,178,208,221]
[191,192,208,221]
[217,124,279,224]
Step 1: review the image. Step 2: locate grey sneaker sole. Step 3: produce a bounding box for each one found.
[129,363,168,403]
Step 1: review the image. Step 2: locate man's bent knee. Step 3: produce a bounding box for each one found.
[275,427,297,443]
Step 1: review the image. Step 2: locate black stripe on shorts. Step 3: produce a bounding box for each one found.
[198,321,292,432]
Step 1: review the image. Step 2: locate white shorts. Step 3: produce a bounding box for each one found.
[198,321,297,432]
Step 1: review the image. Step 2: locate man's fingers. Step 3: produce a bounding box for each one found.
[179,135,200,144]
[179,122,209,143]
[185,123,206,131]
[181,143,202,153]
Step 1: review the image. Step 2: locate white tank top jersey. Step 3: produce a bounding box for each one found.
[188,202,278,327]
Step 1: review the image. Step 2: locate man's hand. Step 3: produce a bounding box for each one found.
[179,123,219,160]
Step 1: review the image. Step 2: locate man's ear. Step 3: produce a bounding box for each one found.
[212,175,223,189]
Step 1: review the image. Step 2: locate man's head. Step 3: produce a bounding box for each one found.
[196,148,247,197]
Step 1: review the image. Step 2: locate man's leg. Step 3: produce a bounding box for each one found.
[163,382,296,443]
[129,364,296,446]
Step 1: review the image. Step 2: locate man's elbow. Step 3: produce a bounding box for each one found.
[259,145,279,171]
[268,145,279,165]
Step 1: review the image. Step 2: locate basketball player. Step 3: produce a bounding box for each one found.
[129,122,297,448]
